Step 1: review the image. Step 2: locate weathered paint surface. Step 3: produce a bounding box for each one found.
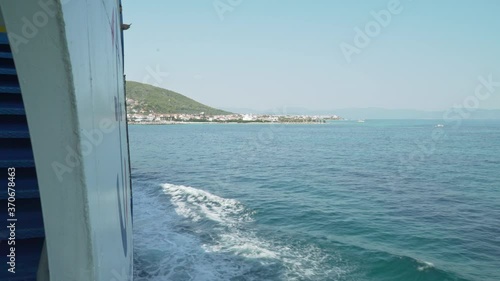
[0,0,132,280]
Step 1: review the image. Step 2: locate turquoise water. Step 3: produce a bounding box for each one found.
[129,120,500,281]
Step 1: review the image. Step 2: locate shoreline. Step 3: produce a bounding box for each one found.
[127,121,337,125]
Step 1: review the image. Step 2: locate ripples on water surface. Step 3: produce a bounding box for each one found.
[129,120,500,281]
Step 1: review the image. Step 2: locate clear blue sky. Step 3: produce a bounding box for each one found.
[122,0,500,111]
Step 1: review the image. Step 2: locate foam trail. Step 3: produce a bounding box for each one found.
[417,260,435,271]
[162,183,253,224]
[161,183,348,281]
[133,182,258,281]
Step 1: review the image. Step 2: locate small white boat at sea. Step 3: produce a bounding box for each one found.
[435,124,444,128]
[358,120,365,123]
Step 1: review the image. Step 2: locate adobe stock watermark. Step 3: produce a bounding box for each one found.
[212,107,289,189]
[340,0,406,63]
[51,118,117,182]
[142,64,169,87]
[213,0,243,21]
[7,0,71,53]
[398,74,500,176]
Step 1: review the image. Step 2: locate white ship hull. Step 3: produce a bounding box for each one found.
[0,0,133,280]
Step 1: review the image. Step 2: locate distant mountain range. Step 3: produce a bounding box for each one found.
[126,81,231,115]
[223,107,500,119]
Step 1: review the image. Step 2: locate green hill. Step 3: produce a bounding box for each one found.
[125,81,231,115]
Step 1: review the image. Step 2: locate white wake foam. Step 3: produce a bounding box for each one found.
[130,182,348,280]
[417,260,435,271]
[162,183,253,225]
[133,182,254,281]
[160,183,347,280]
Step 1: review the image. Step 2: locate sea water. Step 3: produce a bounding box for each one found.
[129,120,500,281]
